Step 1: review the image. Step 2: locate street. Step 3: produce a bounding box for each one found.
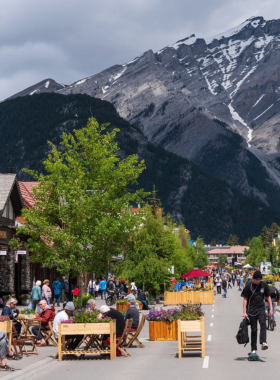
[1,285,279,380]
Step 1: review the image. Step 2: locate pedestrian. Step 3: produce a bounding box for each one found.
[30,280,42,311]
[95,281,100,299]
[228,276,232,289]
[99,277,107,300]
[216,276,221,294]
[88,278,96,297]
[61,276,67,304]
[42,279,52,305]
[242,270,272,356]
[239,277,244,291]
[52,278,62,307]
[131,279,138,292]
[232,273,236,286]
[265,280,279,326]
[222,278,227,298]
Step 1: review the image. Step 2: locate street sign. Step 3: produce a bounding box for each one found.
[0,251,7,255]
[168,266,174,274]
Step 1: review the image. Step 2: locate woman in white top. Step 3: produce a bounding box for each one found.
[215,277,221,294]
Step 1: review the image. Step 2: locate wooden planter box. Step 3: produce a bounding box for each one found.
[0,320,13,346]
[149,321,178,341]
[178,317,205,358]
[116,303,143,311]
[58,322,116,361]
[164,290,214,306]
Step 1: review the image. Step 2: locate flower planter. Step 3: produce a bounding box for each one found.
[164,290,214,306]
[149,321,178,341]
[178,317,205,358]
[0,320,13,346]
[58,322,116,361]
[20,299,30,306]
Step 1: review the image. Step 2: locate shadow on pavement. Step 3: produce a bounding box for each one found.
[234,357,266,362]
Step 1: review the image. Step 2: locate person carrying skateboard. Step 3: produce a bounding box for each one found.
[242,270,273,357]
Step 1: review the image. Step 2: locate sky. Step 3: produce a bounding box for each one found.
[0,0,280,100]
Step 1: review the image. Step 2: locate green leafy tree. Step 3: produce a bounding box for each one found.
[227,235,234,246]
[196,237,209,269]
[218,255,227,265]
[115,208,193,293]
[244,236,266,267]
[10,118,147,306]
[210,238,216,246]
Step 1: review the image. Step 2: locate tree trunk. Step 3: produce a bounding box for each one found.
[78,273,84,308]
[142,281,145,292]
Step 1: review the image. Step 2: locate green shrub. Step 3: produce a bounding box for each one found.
[73,294,95,307]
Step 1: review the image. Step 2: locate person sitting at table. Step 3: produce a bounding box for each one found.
[86,299,96,311]
[126,290,140,310]
[2,298,21,336]
[138,291,149,310]
[124,299,139,331]
[0,331,22,371]
[53,302,83,351]
[31,299,55,347]
[100,305,125,347]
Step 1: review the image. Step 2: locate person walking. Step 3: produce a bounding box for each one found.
[239,276,244,292]
[42,279,52,305]
[222,278,227,298]
[242,270,272,356]
[30,281,42,311]
[52,278,62,307]
[265,280,279,326]
[216,276,221,294]
[88,278,96,297]
[99,277,107,300]
[232,273,236,286]
[228,276,232,289]
[95,281,100,299]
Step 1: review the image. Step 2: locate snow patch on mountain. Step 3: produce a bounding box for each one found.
[252,94,265,108]
[254,103,274,120]
[45,80,50,88]
[29,89,38,95]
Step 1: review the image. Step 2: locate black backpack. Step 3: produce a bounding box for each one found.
[236,318,249,346]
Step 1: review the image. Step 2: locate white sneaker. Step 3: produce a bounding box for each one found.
[248,350,257,355]
[261,342,268,350]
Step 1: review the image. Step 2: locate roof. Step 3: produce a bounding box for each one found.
[18,182,39,208]
[0,174,24,217]
[205,246,248,254]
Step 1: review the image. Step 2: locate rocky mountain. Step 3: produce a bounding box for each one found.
[1,93,280,243]
[5,17,280,212]
[7,79,65,99]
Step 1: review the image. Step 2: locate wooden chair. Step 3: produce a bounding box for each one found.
[11,324,30,356]
[41,322,58,347]
[116,319,133,357]
[21,319,42,355]
[127,314,146,348]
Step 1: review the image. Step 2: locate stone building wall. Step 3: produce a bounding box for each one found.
[21,251,31,291]
[0,246,14,293]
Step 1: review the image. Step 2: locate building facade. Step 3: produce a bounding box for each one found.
[205,246,248,265]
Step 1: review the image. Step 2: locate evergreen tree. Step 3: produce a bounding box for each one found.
[210,238,216,246]
[232,235,239,246]
[227,235,234,246]
[268,223,279,241]
[261,226,271,249]
[244,238,251,246]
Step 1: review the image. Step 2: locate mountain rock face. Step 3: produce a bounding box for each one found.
[1,93,280,243]
[6,17,280,212]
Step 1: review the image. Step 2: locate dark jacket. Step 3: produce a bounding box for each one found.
[2,306,19,320]
[107,309,125,335]
[125,306,139,329]
[138,292,146,302]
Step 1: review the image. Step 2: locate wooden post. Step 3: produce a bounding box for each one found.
[178,321,182,358]
[201,317,205,358]
[58,324,62,361]
[110,321,116,360]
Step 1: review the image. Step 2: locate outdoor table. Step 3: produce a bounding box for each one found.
[16,316,36,338]
[57,321,116,361]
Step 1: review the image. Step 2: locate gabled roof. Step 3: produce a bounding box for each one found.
[0,174,24,216]
[18,181,38,208]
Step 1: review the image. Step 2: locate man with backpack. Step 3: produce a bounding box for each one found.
[265,280,279,326]
[242,270,273,356]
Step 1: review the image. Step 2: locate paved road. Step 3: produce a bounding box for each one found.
[1,286,279,380]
